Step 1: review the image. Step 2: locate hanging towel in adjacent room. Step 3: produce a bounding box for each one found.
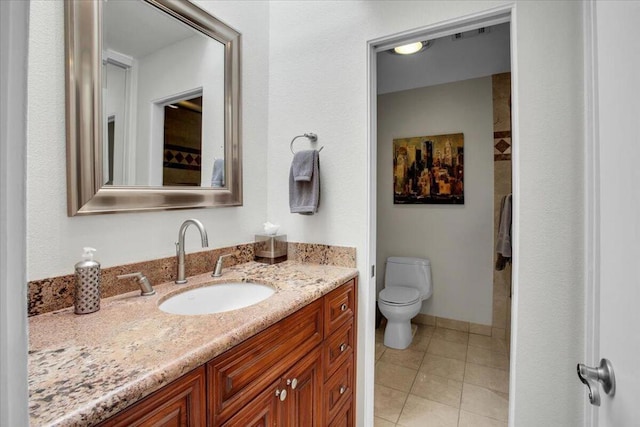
[289,150,320,214]
[211,158,224,187]
[496,193,512,270]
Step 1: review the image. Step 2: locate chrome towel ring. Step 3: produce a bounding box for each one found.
[290,133,324,154]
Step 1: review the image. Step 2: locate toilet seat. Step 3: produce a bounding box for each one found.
[379,286,421,306]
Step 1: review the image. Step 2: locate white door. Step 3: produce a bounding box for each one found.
[587,1,640,424]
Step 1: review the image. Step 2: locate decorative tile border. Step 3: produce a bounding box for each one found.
[163,144,202,171]
[28,242,356,316]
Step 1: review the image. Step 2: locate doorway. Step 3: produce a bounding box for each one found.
[367,6,517,426]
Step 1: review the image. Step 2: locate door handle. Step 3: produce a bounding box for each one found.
[577,358,615,406]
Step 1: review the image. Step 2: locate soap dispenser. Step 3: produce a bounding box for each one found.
[74,247,101,314]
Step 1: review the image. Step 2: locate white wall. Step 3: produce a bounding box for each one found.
[377,22,511,94]
[134,35,224,186]
[267,1,585,426]
[104,63,127,185]
[377,77,494,325]
[26,0,270,280]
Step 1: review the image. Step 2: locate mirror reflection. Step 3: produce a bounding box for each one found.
[103,0,225,187]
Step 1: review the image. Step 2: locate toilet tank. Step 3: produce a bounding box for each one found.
[385,257,433,300]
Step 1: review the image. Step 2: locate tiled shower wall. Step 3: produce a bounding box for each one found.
[492,73,512,351]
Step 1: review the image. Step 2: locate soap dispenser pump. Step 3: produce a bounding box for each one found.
[74,247,101,314]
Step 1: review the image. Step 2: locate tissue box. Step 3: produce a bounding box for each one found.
[254,234,287,264]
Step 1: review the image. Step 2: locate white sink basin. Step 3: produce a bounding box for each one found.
[159,282,275,315]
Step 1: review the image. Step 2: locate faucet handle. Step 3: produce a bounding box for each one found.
[117,272,156,296]
[212,254,233,277]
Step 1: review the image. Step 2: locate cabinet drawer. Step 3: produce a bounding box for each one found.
[323,318,354,380]
[324,357,353,424]
[328,397,354,427]
[324,279,356,336]
[208,299,323,426]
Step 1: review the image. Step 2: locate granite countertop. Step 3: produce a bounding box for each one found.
[28,261,358,426]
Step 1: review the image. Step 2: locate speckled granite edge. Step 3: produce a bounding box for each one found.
[28,242,357,316]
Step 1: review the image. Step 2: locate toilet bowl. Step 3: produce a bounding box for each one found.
[378,257,432,349]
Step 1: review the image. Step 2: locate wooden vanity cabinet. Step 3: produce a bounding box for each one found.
[97,366,206,427]
[210,278,357,427]
[98,278,357,427]
[222,347,323,427]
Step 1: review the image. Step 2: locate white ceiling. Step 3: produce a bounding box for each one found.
[377,23,511,94]
[103,0,199,59]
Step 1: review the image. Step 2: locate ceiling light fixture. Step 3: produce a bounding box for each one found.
[391,41,430,55]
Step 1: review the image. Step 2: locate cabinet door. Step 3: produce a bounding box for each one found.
[208,299,323,426]
[98,366,206,427]
[221,381,281,427]
[282,347,323,427]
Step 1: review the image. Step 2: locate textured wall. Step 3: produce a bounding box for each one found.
[377,77,495,325]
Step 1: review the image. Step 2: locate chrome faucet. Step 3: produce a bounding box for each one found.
[212,254,233,277]
[175,219,209,284]
[117,272,156,296]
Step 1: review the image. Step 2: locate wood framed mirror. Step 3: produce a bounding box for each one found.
[65,0,241,215]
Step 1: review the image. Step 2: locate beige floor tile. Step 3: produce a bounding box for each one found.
[427,338,467,361]
[375,416,397,427]
[466,346,509,370]
[380,348,425,370]
[415,324,435,337]
[376,341,387,361]
[461,383,509,421]
[411,372,462,408]
[468,334,508,354]
[464,363,509,393]
[458,410,507,427]
[420,354,465,382]
[492,327,506,339]
[407,331,431,351]
[397,394,459,427]
[375,384,408,424]
[414,313,436,326]
[375,361,418,392]
[436,317,469,332]
[469,323,492,336]
[432,327,469,344]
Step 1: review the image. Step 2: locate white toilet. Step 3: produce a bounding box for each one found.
[378,257,433,349]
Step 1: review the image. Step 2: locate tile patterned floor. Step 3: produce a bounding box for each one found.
[375,324,510,427]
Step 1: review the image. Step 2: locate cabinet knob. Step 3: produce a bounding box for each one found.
[286,378,298,389]
[339,343,347,352]
[339,385,347,395]
[340,303,348,312]
[275,388,287,401]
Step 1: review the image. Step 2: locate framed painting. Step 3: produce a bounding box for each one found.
[393,133,464,205]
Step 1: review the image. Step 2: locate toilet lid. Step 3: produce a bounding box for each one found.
[379,286,421,305]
